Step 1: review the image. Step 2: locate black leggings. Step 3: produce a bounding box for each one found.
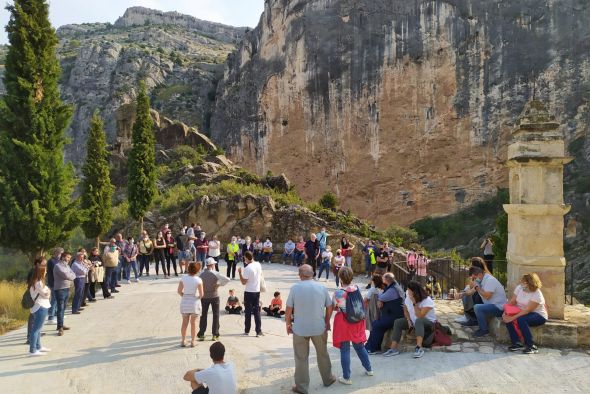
[154,251,167,275]
[226,259,237,279]
[165,252,177,275]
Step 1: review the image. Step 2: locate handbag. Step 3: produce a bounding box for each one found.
[503,303,523,342]
[259,270,267,293]
[432,321,452,346]
[95,266,105,282]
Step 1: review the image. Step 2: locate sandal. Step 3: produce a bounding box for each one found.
[190,340,196,348]
[181,340,187,347]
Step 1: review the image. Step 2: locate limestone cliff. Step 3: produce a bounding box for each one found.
[211,0,590,228]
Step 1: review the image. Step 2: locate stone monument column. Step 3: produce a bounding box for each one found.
[503,101,572,319]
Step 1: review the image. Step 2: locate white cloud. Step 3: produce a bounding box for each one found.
[0,0,264,44]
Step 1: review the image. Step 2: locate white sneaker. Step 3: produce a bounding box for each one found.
[454,315,469,324]
[365,370,374,376]
[135,278,140,283]
[46,319,56,325]
[29,351,44,357]
[338,377,352,385]
[126,280,131,284]
[39,347,51,352]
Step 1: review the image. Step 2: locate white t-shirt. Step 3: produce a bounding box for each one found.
[405,294,436,324]
[263,240,272,250]
[194,362,237,394]
[208,240,220,257]
[321,250,333,262]
[480,273,507,307]
[514,285,548,319]
[30,281,51,313]
[333,255,345,267]
[242,261,262,293]
[181,275,202,297]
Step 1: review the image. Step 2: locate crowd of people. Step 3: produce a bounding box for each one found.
[23,223,549,393]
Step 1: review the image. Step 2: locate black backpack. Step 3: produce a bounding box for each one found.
[345,286,366,323]
[21,287,39,309]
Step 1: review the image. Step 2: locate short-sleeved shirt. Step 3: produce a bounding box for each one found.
[377,250,389,268]
[406,295,436,325]
[480,273,507,307]
[194,362,237,394]
[514,285,548,319]
[227,296,239,306]
[286,280,332,336]
[242,261,262,293]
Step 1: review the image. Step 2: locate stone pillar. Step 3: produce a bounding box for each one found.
[503,101,572,320]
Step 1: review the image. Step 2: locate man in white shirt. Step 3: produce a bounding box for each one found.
[237,251,263,337]
[183,342,237,394]
[470,265,508,337]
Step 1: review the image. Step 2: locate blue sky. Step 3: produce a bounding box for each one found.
[0,0,265,44]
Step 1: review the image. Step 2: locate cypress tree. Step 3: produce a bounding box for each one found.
[0,0,78,258]
[127,81,156,232]
[81,111,114,247]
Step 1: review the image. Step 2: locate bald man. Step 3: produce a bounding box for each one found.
[286,265,335,393]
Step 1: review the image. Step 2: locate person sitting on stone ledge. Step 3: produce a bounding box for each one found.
[364,273,405,354]
[469,265,507,337]
[383,281,437,359]
[503,273,548,354]
[455,257,490,326]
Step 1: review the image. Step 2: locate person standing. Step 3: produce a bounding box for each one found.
[25,257,47,344]
[196,232,209,264]
[27,260,52,356]
[103,239,120,293]
[176,228,190,274]
[226,236,239,280]
[114,233,126,287]
[138,232,154,277]
[123,237,139,283]
[53,252,76,336]
[154,231,168,278]
[89,247,112,299]
[71,252,89,314]
[178,262,204,347]
[333,250,345,288]
[241,236,254,265]
[340,237,354,268]
[198,258,230,341]
[237,251,263,337]
[165,230,178,277]
[46,247,63,324]
[208,235,222,272]
[316,227,328,254]
[481,238,495,273]
[331,267,373,385]
[304,233,320,278]
[285,264,336,393]
[416,252,429,284]
[406,250,417,282]
[317,245,333,281]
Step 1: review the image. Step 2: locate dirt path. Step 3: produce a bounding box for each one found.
[1,263,589,393]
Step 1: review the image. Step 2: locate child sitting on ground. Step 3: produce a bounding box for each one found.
[262,291,285,317]
[225,289,242,314]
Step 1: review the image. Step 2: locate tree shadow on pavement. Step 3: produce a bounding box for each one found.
[0,336,179,378]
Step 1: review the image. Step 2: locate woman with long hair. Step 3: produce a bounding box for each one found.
[165,230,178,277]
[332,267,373,385]
[178,262,204,347]
[340,237,354,268]
[503,273,548,354]
[383,281,437,359]
[28,259,51,356]
[154,231,168,278]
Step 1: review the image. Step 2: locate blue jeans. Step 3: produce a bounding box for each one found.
[317,261,330,280]
[340,341,372,379]
[365,256,372,274]
[294,251,304,266]
[116,256,124,281]
[196,251,207,264]
[55,288,69,329]
[262,252,272,263]
[365,315,397,352]
[506,312,547,347]
[125,261,138,280]
[48,287,57,320]
[105,267,117,291]
[138,255,150,275]
[283,252,294,265]
[29,307,48,353]
[474,303,504,331]
[72,278,85,313]
[244,291,262,334]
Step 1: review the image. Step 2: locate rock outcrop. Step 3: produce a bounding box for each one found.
[211,0,590,228]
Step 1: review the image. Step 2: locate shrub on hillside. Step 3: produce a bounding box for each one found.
[319,192,338,210]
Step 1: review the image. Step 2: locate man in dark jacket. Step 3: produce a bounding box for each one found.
[46,247,63,324]
[365,273,405,353]
[304,233,320,278]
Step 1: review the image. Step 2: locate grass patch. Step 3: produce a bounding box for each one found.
[154,84,191,102]
[0,281,28,335]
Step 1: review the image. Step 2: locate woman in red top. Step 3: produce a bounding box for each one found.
[294,236,306,267]
[262,291,285,317]
[331,267,372,385]
[164,230,178,277]
[341,237,354,268]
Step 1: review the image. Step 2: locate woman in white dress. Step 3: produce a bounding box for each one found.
[178,262,204,347]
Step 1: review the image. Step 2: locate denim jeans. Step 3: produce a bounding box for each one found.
[29,307,48,353]
[105,267,117,291]
[345,256,352,268]
[294,251,304,266]
[365,257,372,274]
[196,251,207,264]
[262,252,272,263]
[317,261,330,280]
[283,252,294,265]
[48,287,57,320]
[474,303,503,331]
[243,291,262,334]
[55,288,69,329]
[72,277,85,313]
[340,341,372,379]
[138,255,150,275]
[506,312,547,347]
[116,256,124,281]
[125,261,138,280]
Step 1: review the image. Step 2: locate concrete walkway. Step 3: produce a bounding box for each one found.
[1,263,589,393]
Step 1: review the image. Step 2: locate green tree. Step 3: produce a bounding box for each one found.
[127,81,156,232]
[0,0,78,258]
[319,192,338,210]
[81,111,114,247]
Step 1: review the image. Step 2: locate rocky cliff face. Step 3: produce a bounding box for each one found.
[1,7,245,166]
[211,0,590,228]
